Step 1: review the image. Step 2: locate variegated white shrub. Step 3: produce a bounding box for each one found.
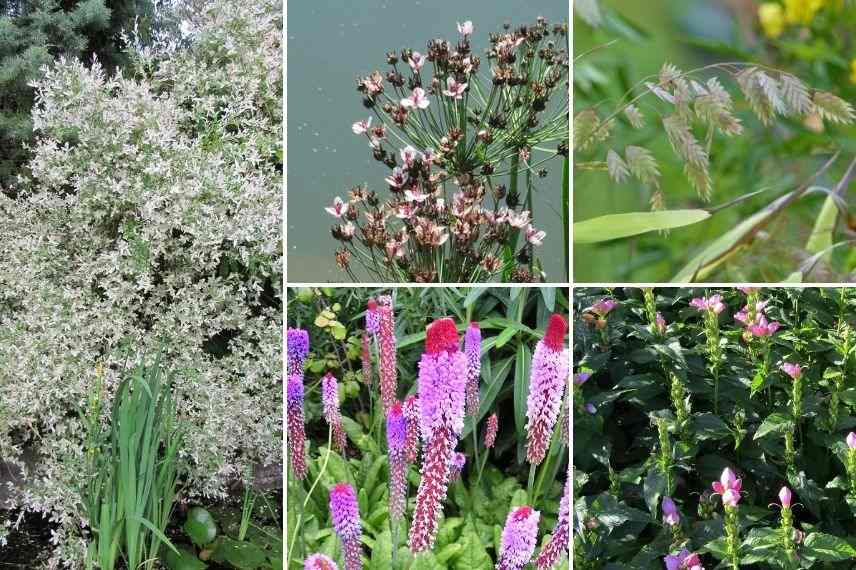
[0,0,282,565]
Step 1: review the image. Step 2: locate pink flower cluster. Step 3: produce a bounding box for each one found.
[525,314,569,465]
[780,362,802,380]
[464,322,481,416]
[497,506,541,570]
[304,554,338,570]
[378,295,398,412]
[329,483,362,570]
[321,373,347,453]
[690,294,725,314]
[734,299,780,337]
[712,467,742,507]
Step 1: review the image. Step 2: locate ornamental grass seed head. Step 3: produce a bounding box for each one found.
[525,314,569,465]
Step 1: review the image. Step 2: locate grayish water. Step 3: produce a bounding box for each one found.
[286,0,568,282]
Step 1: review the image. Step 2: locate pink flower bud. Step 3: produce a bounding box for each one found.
[711,467,742,508]
[661,496,680,526]
[780,362,802,380]
[779,486,792,509]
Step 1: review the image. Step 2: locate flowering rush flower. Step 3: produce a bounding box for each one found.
[324,196,349,218]
[525,314,570,465]
[361,333,372,385]
[409,318,467,553]
[378,295,398,412]
[351,117,372,135]
[457,20,473,36]
[329,483,362,570]
[664,549,705,570]
[387,401,407,520]
[589,298,618,317]
[286,328,310,377]
[403,395,421,463]
[400,87,430,110]
[287,373,307,480]
[779,486,793,509]
[365,298,380,335]
[662,496,680,526]
[525,224,546,246]
[780,362,802,380]
[534,479,569,569]
[484,413,498,449]
[304,554,339,570]
[408,51,426,72]
[690,294,725,314]
[322,373,347,453]
[464,322,481,416]
[497,506,541,570]
[712,467,742,507]
[443,76,468,99]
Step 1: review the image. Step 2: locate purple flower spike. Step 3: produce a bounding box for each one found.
[497,506,541,570]
[464,322,482,417]
[322,373,347,453]
[449,452,466,482]
[365,298,380,335]
[378,295,398,413]
[329,483,363,570]
[304,553,339,570]
[661,496,680,526]
[287,374,307,480]
[387,401,407,520]
[534,480,569,569]
[403,395,421,464]
[484,413,498,449]
[287,328,310,376]
[525,314,569,465]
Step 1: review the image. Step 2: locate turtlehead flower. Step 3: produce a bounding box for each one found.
[304,554,339,570]
[322,373,347,453]
[401,87,430,110]
[525,224,546,246]
[525,314,569,465]
[712,467,742,507]
[329,483,363,570]
[573,372,591,386]
[378,295,398,412]
[781,362,802,380]
[758,3,785,38]
[287,374,307,480]
[484,413,498,449]
[457,20,474,35]
[443,76,468,99]
[847,432,856,449]
[287,328,310,377]
[410,318,467,553]
[408,51,426,72]
[387,401,408,520]
[662,496,680,526]
[534,480,569,569]
[690,294,725,314]
[779,486,793,509]
[325,197,349,218]
[497,506,540,570]
[352,117,372,134]
[365,298,380,335]
[403,395,421,463]
[664,549,705,570]
[589,298,618,317]
[748,315,780,337]
[464,322,481,416]
[734,301,769,325]
[655,312,667,335]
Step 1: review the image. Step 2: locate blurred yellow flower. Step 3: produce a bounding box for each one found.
[784,0,825,24]
[759,3,785,38]
[851,58,856,84]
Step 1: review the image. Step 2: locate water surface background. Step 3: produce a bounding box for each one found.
[287,0,568,282]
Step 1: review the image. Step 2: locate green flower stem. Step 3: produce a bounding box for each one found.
[847,448,856,498]
[527,463,537,504]
[287,424,333,566]
[471,420,480,481]
[724,505,740,570]
[781,505,797,566]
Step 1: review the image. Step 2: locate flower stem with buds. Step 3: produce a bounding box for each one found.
[724,505,740,570]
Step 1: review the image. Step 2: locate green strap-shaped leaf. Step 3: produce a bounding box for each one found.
[574,210,710,244]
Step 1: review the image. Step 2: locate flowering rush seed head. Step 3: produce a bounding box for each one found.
[287,328,310,376]
[418,317,467,440]
[497,505,541,570]
[403,395,421,463]
[525,314,570,465]
[464,321,481,416]
[304,554,339,570]
[365,298,380,335]
[664,549,704,570]
[780,362,802,380]
[484,413,498,449]
[329,483,361,542]
[287,373,307,480]
[378,296,398,412]
[712,467,742,508]
[661,496,680,526]
[779,486,793,509]
[847,432,856,450]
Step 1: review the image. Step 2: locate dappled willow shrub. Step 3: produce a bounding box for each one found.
[574,287,856,569]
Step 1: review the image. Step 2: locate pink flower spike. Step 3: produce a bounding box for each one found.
[329,483,363,570]
[351,117,372,135]
[661,496,680,526]
[464,322,481,416]
[325,197,349,218]
[304,553,339,570]
[497,506,541,570]
[780,362,802,380]
[847,432,856,450]
[484,413,498,449]
[712,467,742,507]
[457,20,473,36]
[322,373,348,453]
[443,76,468,100]
[408,51,426,72]
[401,87,430,110]
[525,314,569,465]
[779,486,792,509]
[525,224,546,246]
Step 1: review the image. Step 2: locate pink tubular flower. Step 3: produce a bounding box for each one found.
[661,496,680,526]
[365,298,380,335]
[525,314,570,465]
[387,401,408,520]
[408,51,426,72]
[400,87,430,110]
[589,299,618,317]
[497,506,541,570]
[712,468,742,507]
[464,322,481,416]
[361,333,372,385]
[748,315,780,337]
[780,362,802,380]
[664,549,705,570]
[443,76,468,99]
[378,295,398,413]
[351,117,372,135]
[457,20,473,35]
[304,554,339,570]
[409,318,467,553]
[534,480,569,569]
[287,374,307,480]
[403,395,421,463]
[847,432,856,450]
[329,483,362,570]
[322,373,347,453]
[484,413,498,449]
[287,328,310,377]
[779,486,792,509]
[325,196,349,218]
[690,294,725,314]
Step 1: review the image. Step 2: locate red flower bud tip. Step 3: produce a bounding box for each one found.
[513,506,533,520]
[368,298,377,310]
[468,321,480,329]
[544,314,567,350]
[425,317,460,354]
